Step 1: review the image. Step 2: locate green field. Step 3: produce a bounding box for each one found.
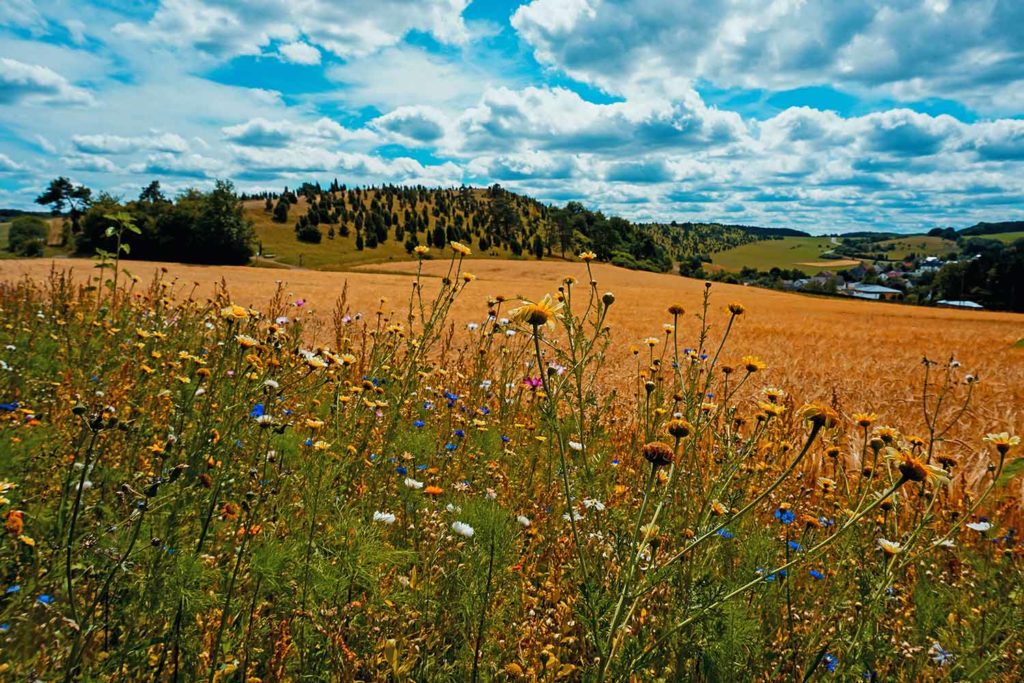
[875,235,958,259]
[708,236,855,273]
[0,221,69,260]
[972,230,1024,244]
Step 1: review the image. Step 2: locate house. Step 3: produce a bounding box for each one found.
[937,300,984,310]
[847,283,903,301]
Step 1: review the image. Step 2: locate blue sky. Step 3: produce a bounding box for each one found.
[2,0,1023,233]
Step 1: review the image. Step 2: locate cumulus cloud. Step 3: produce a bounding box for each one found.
[114,0,471,60]
[511,0,1024,110]
[0,153,25,172]
[0,58,94,106]
[222,117,376,147]
[371,106,447,145]
[278,41,321,65]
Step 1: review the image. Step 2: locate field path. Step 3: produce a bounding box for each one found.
[3,256,1022,439]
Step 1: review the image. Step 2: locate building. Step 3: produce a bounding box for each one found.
[937,300,984,310]
[847,283,903,301]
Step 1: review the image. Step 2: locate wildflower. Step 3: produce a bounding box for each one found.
[462,272,475,283]
[220,305,249,321]
[983,432,1019,456]
[452,521,475,538]
[568,440,583,451]
[809,569,825,580]
[741,355,766,373]
[887,449,948,485]
[36,594,54,605]
[853,412,877,428]
[424,485,443,496]
[966,521,992,532]
[510,294,562,329]
[877,538,902,556]
[578,250,597,261]
[516,515,531,527]
[450,241,472,256]
[413,420,425,428]
[373,511,396,524]
[236,334,259,348]
[710,501,727,516]
[644,337,659,347]
[666,418,693,439]
[774,507,796,525]
[306,418,324,430]
[602,292,615,306]
[727,303,745,316]
[930,643,953,666]
[414,245,429,255]
[822,653,838,673]
[716,528,734,539]
[404,478,423,490]
[799,403,839,429]
[641,441,674,468]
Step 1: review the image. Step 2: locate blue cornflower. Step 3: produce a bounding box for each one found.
[0,401,18,412]
[774,508,796,525]
[416,464,427,471]
[423,401,434,410]
[250,403,265,418]
[810,569,825,580]
[444,442,457,451]
[304,438,313,447]
[413,420,425,428]
[716,528,734,539]
[501,435,510,443]
[283,408,293,416]
[0,624,8,633]
[396,466,408,476]
[823,653,837,672]
[611,458,620,466]
[479,407,490,415]
[788,540,802,551]
[5,585,20,594]
[453,429,465,438]
[36,594,54,605]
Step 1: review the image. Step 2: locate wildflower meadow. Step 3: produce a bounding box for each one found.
[0,245,1021,681]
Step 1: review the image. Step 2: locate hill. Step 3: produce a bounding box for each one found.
[960,220,1024,236]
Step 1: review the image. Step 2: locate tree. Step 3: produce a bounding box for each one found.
[7,216,48,256]
[35,176,92,243]
[532,233,544,259]
[273,198,289,223]
[190,180,255,263]
[139,180,167,204]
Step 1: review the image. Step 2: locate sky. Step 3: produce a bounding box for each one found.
[1,0,1023,233]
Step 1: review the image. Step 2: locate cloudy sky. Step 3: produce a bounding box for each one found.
[2,0,1023,232]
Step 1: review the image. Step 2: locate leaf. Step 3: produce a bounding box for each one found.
[120,242,130,255]
[105,226,116,237]
[996,457,1024,487]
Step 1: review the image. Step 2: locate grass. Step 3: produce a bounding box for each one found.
[0,255,1021,680]
[875,234,958,260]
[973,230,1024,244]
[0,221,72,260]
[708,236,852,273]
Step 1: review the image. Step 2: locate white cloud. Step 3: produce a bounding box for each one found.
[72,132,190,155]
[371,106,448,145]
[62,153,118,173]
[114,0,471,60]
[0,153,25,172]
[221,117,377,147]
[0,57,94,106]
[278,41,321,65]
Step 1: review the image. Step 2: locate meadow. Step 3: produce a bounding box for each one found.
[0,251,1022,681]
[707,236,859,273]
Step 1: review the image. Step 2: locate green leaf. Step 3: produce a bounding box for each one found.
[105,226,116,237]
[996,457,1024,487]
[120,242,131,254]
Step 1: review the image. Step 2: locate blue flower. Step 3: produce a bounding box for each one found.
[453,429,465,438]
[36,594,54,605]
[479,406,490,415]
[250,403,265,418]
[423,401,434,410]
[788,540,802,551]
[5,585,20,594]
[283,408,293,416]
[444,443,457,451]
[774,508,796,525]
[0,401,18,412]
[416,464,427,471]
[716,528,734,539]
[501,435,510,443]
[396,466,408,476]
[304,438,313,447]
[823,653,837,672]
[0,623,9,632]
[611,458,620,466]
[413,420,425,428]
[810,569,825,580]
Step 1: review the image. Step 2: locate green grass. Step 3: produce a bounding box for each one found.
[708,236,851,273]
[0,220,71,260]
[972,230,1024,244]
[875,235,957,260]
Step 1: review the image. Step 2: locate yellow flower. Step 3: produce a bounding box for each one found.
[510,294,563,329]
[886,448,948,485]
[798,403,839,429]
[306,418,325,430]
[727,303,745,316]
[983,432,1020,456]
[741,355,766,373]
[462,272,475,283]
[220,304,249,321]
[414,245,429,255]
[18,534,35,547]
[236,334,259,348]
[644,337,659,347]
[579,250,597,262]
[450,241,472,256]
[853,412,877,428]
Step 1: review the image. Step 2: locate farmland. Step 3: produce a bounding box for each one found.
[706,236,858,273]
